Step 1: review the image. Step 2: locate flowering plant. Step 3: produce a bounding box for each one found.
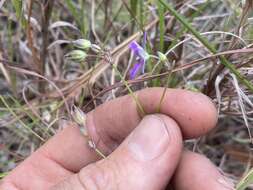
[129,40,150,79]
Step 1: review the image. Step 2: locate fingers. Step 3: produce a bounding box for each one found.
[6,87,218,187]
[88,88,217,147]
[43,88,217,172]
[171,151,234,190]
[1,148,73,190]
[51,114,183,190]
[39,122,100,171]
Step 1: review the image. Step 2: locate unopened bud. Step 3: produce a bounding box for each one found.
[65,50,87,62]
[73,39,92,50]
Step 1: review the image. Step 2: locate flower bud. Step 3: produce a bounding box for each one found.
[65,50,87,62]
[73,39,92,50]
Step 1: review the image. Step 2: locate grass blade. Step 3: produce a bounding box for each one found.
[158,0,253,92]
[0,95,45,142]
[236,169,253,190]
[0,172,9,179]
[157,1,165,51]
[130,0,138,17]
[111,64,146,116]
[11,0,22,19]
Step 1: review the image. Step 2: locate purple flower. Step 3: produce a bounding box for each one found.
[129,59,145,79]
[129,41,149,61]
[129,40,149,79]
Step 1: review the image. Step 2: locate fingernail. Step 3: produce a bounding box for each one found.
[128,115,170,161]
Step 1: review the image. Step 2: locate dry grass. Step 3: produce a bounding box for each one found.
[0,0,253,187]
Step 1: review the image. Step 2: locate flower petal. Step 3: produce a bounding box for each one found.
[129,41,141,54]
[129,59,145,79]
[129,41,149,61]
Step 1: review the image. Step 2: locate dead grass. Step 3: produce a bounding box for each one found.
[0,0,253,187]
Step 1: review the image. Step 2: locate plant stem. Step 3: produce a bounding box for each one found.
[111,64,146,116]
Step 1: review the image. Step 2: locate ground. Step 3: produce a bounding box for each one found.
[0,0,252,188]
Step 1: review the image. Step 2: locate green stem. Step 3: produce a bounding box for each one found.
[0,95,45,142]
[111,64,146,116]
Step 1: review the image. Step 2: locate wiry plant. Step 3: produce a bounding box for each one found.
[0,1,253,188]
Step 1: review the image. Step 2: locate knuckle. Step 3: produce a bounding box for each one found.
[78,161,119,190]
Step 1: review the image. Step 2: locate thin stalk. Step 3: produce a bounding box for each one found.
[111,64,146,116]
[158,0,253,92]
[0,95,45,142]
[158,2,165,51]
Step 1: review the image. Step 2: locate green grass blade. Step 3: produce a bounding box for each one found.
[11,0,26,27]
[236,169,253,190]
[11,0,22,19]
[65,0,85,36]
[79,0,88,36]
[65,0,79,21]
[130,0,138,17]
[139,0,144,28]
[157,1,165,51]
[0,172,9,179]
[158,0,253,92]
[0,95,45,142]
[111,64,146,116]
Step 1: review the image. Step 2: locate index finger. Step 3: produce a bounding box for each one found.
[6,87,218,181]
[43,87,217,171]
[87,87,217,149]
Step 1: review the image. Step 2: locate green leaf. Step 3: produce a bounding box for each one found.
[157,1,165,51]
[236,169,253,190]
[11,0,26,27]
[0,172,9,179]
[64,0,86,36]
[11,0,22,19]
[139,0,144,28]
[130,0,138,17]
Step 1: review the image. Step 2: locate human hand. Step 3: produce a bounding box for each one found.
[0,88,234,190]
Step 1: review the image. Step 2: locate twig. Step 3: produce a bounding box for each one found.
[40,0,55,92]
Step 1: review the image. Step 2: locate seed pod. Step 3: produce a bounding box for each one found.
[65,50,87,62]
[72,39,92,50]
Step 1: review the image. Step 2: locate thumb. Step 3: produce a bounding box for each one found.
[51,114,183,190]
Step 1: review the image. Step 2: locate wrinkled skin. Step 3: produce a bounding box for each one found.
[0,88,234,190]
